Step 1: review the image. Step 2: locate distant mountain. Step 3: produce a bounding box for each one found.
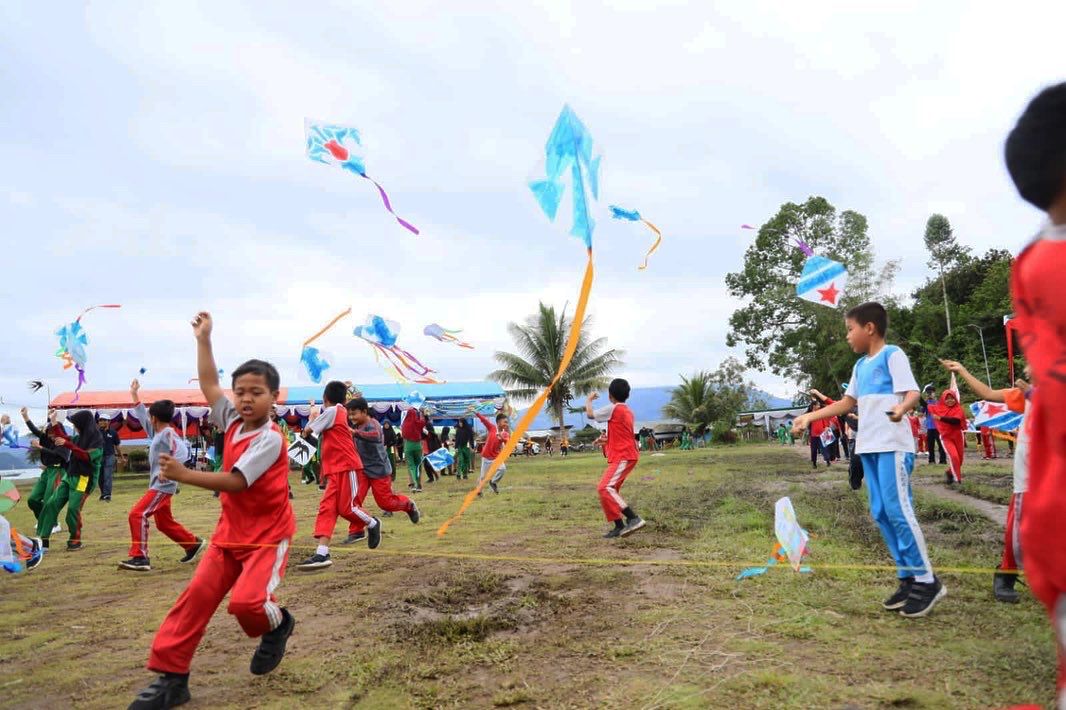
[512,386,792,431]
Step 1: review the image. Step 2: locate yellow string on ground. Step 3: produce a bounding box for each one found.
[637,219,662,271]
[436,249,595,537]
[303,307,352,347]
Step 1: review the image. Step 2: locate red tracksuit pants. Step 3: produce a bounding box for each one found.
[348,470,412,535]
[981,427,998,459]
[313,470,373,539]
[941,430,964,483]
[148,540,290,674]
[598,460,638,521]
[128,490,197,558]
[1001,492,1023,572]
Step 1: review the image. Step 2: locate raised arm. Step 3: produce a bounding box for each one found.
[940,360,1006,403]
[791,395,857,435]
[191,312,224,406]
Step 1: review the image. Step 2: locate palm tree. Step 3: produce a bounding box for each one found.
[662,371,715,436]
[488,302,623,434]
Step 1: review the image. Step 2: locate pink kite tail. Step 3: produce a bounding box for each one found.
[361,173,420,235]
[393,347,436,377]
[373,346,413,384]
[793,238,814,256]
[76,304,122,323]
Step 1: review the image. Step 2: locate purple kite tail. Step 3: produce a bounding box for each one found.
[361,173,420,235]
[72,364,87,403]
[793,238,814,256]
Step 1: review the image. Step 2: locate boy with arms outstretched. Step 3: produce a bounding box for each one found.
[128,313,296,710]
[475,410,510,494]
[585,379,645,539]
[793,302,944,617]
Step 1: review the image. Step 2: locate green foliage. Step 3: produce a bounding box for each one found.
[662,358,756,436]
[725,196,890,394]
[571,424,602,444]
[126,447,149,472]
[924,213,970,273]
[488,302,623,428]
[25,446,41,465]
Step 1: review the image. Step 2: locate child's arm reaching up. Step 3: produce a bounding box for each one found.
[940,360,1006,403]
[191,312,224,406]
[792,396,857,436]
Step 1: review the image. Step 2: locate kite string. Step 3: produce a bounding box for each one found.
[437,248,595,537]
[638,218,663,271]
[303,307,352,348]
[361,173,420,235]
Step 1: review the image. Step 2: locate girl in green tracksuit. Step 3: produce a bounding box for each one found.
[35,410,102,550]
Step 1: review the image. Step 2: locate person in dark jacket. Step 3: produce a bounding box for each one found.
[22,407,70,524]
[35,410,103,550]
[454,419,475,479]
[99,419,122,501]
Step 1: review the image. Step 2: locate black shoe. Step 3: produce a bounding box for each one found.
[66,541,83,552]
[368,519,382,549]
[489,481,499,494]
[296,553,332,571]
[604,526,623,539]
[882,577,915,610]
[128,673,191,709]
[179,538,206,564]
[120,557,152,571]
[944,471,953,485]
[407,502,421,524]
[40,538,49,550]
[993,572,1020,604]
[899,577,947,618]
[25,538,44,570]
[250,608,295,675]
[340,532,365,545]
[620,517,646,537]
[100,496,111,502]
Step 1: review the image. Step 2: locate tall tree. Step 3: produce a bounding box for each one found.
[661,358,757,436]
[923,214,970,335]
[725,196,888,395]
[488,303,623,435]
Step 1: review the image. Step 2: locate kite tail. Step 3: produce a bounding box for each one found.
[438,248,594,537]
[637,219,663,271]
[373,346,415,384]
[392,347,436,378]
[71,364,87,403]
[75,304,122,323]
[304,307,352,347]
[361,173,420,235]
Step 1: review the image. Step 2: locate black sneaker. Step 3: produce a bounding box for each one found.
[899,578,947,618]
[179,538,206,564]
[100,496,111,502]
[40,538,49,550]
[604,526,623,539]
[128,673,191,709]
[368,519,382,549]
[250,608,295,675]
[340,532,365,545]
[882,577,914,610]
[120,557,152,571]
[944,471,953,485]
[620,517,646,537]
[489,481,499,494]
[993,572,1020,604]
[25,538,43,570]
[407,502,421,524]
[66,541,83,552]
[296,553,332,571]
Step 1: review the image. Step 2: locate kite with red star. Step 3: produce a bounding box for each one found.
[793,239,848,308]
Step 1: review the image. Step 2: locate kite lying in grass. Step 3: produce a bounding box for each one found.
[55,304,122,402]
[354,315,440,384]
[425,448,455,472]
[609,206,662,270]
[438,105,601,537]
[300,308,351,384]
[423,323,474,349]
[736,496,813,580]
[305,118,419,235]
[794,239,847,307]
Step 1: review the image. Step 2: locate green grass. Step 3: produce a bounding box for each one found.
[0,446,1053,708]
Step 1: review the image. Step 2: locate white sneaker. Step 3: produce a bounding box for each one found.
[51,524,62,534]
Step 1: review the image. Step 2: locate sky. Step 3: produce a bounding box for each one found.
[1,0,1062,424]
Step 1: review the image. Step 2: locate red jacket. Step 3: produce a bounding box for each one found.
[401,409,426,443]
[476,412,508,460]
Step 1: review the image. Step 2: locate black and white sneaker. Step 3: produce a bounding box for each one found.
[899,577,947,618]
[179,538,206,564]
[296,553,332,571]
[66,541,83,552]
[250,608,295,675]
[620,517,646,537]
[489,481,499,494]
[407,502,421,524]
[603,526,624,539]
[128,672,191,709]
[25,538,44,570]
[120,557,152,571]
[341,532,366,545]
[368,519,382,549]
[882,577,914,610]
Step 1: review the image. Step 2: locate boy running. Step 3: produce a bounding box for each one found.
[475,410,510,494]
[128,312,296,709]
[793,302,944,617]
[585,379,645,539]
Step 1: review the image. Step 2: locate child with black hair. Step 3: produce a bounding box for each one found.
[34,409,102,550]
[585,378,645,538]
[120,379,205,571]
[422,424,442,483]
[129,312,296,709]
[793,302,944,617]
[453,418,474,479]
[1004,82,1066,703]
[296,380,380,571]
[21,407,68,525]
[475,411,510,494]
[342,398,419,544]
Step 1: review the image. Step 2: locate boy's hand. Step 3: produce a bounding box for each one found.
[158,454,188,483]
[791,414,809,436]
[939,359,966,374]
[588,392,599,403]
[19,407,28,420]
[1015,377,1031,392]
[887,404,908,423]
[30,439,41,450]
[54,437,67,446]
[191,312,213,341]
[130,379,140,395]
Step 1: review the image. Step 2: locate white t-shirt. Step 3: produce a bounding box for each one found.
[847,345,919,455]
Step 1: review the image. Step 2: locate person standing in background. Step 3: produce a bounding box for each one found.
[99,419,121,502]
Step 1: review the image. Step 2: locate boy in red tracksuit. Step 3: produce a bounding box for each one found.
[585,379,645,539]
[129,312,296,710]
[296,381,381,572]
[475,410,510,494]
[343,397,420,543]
[1005,82,1066,704]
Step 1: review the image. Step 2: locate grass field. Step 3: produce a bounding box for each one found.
[0,445,1054,709]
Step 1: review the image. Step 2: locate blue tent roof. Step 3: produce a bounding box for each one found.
[282,381,505,405]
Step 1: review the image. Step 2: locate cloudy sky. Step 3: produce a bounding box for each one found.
[1,1,1061,421]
